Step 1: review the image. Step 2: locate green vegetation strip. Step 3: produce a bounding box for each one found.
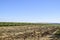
[0,22,60,27]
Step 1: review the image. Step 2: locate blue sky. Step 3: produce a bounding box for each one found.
[0,0,60,23]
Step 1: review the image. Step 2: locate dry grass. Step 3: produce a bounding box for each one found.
[0,25,60,40]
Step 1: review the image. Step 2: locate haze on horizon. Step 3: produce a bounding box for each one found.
[0,0,60,23]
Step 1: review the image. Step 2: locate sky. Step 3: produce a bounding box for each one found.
[0,0,60,23]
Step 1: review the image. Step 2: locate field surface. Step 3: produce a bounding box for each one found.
[0,22,60,40]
